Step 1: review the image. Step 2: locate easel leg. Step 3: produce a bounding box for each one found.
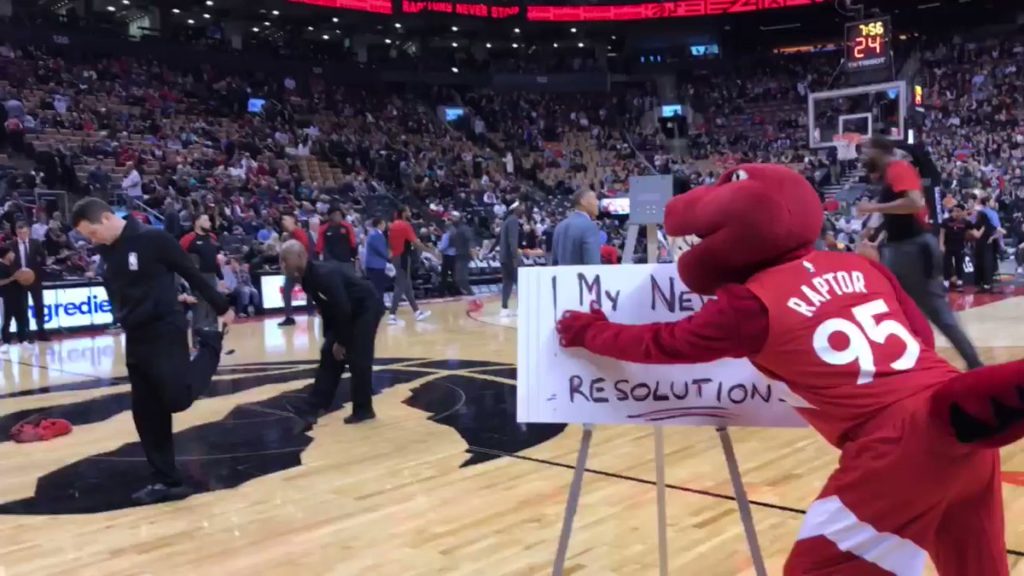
[622,226,640,265]
[654,425,669,576]
[552,423,594,576]
[717,427,768,576]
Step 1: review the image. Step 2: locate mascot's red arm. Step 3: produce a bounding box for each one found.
[556,258,935,365]
[557,284,768,363]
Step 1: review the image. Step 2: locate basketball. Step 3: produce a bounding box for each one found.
[13,269,35,286]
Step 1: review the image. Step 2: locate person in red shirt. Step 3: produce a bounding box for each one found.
[278,213,311,327]
[599,242,619,265]
[857,136,981,369]
[316,206,357,273]
[387,206,437,325]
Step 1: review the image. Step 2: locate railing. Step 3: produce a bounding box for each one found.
[5,188,70,219]
[623,132,658,176]
[114,192,165,223]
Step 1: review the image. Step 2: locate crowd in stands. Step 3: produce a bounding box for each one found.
[917,34,1024,246]
[2,24,1024,309]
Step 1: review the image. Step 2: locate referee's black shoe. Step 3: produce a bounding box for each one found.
[131,483,193,506]
[343,410,376,425]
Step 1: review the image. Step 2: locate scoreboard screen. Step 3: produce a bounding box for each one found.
[845,17,891,72]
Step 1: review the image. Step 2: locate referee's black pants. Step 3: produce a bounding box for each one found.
[309,305,383,416]
[125,315,223,486]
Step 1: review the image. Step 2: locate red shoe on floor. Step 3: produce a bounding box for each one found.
[466,298,484,313]
[9,422,41,443]
[9,418,73,443]
[38,419,73,440]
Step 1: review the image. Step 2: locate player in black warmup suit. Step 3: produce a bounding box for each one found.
[940,203,969,291]
[71,198,236,505]
[278,239,383,426]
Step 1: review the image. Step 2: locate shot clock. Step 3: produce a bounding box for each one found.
[845,17,892,72]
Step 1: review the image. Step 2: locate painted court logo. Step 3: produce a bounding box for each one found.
[0,358,564,515]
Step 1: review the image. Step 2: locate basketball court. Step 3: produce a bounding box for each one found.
[0,290,1022,575]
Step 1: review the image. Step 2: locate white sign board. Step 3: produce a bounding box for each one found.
[517,264,808,428]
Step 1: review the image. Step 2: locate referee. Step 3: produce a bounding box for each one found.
[857,136,982,369]
[71,198,235,505]
[279,239,384,426]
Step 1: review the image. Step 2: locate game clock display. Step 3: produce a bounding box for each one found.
[845,17,892,72]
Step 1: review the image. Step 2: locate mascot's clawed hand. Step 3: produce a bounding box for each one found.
[557,163,1024,576]
[556,302,608,348]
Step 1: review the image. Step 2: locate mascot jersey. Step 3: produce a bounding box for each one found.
[557,164,1024,576]
[745,250,959,447]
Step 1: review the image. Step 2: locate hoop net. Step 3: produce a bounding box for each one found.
[833,132,862,161]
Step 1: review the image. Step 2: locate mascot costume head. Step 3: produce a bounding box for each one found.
[666,164,823,295]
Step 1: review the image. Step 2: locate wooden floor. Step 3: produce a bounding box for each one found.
[1,293,1023,575]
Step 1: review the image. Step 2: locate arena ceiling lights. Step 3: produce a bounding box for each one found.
[288,0,826,21]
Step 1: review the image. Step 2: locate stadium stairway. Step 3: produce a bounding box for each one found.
[822,166,866,202]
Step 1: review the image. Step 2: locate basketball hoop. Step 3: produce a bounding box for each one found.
[832,132,864,146]
[833,133,862,161]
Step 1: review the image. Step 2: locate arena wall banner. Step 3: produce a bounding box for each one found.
[516,263,808,428]
[11,284,114,333]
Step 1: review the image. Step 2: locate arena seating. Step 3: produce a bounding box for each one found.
[2,25,1023,305]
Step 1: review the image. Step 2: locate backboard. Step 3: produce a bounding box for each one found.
[807,80,907,149]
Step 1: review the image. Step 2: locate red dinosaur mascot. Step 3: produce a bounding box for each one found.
[557,164,1024,575]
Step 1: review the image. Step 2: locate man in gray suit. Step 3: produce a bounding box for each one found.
[498,204,524,317]
[551,189,601,266]
[449,212,474,296]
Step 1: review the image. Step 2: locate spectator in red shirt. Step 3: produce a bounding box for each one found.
[278,213,311,327]
[600,243,620,265]
[387,206,437,325]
